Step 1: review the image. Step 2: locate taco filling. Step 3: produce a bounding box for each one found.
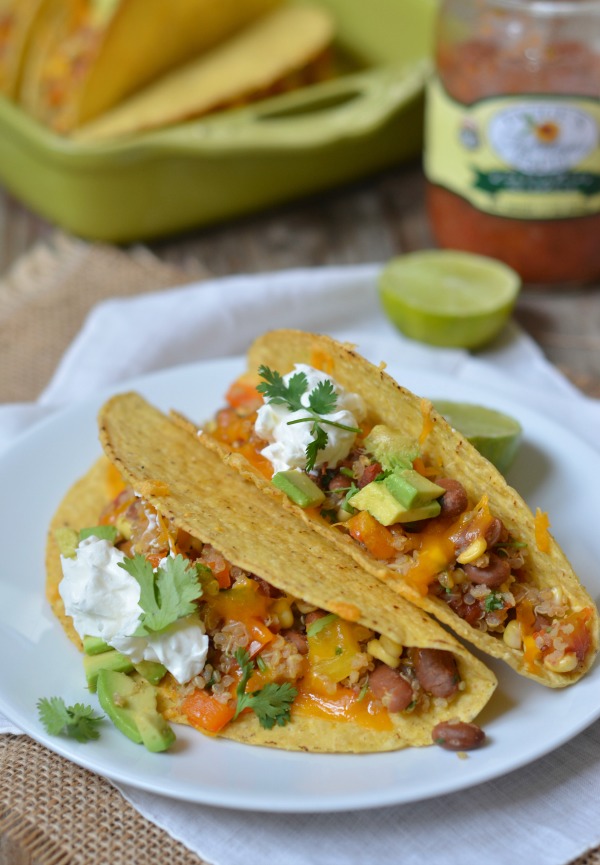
[46,392,495,754]
[202,340,597,685]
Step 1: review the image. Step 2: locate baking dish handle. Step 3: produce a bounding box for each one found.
[163,59,431,152]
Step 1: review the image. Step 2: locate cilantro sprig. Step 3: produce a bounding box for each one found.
[119,554,203,636]
[257,365,361,471]
[37,697,104,742]
[484,592,504,613]
[233,648,297,729]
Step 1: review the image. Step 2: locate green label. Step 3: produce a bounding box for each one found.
[424,77,600,220]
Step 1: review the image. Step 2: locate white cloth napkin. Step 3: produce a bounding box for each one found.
[2,264,600,865]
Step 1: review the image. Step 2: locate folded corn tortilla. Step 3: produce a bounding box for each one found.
[18,0,282,132]
[75,4,334,141]
[46,392,496,753]
[198,329,599,688]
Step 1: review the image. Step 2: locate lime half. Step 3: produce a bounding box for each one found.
[379,250,521,349]
[433,400,523,474]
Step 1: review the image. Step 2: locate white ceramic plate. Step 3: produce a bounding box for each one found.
[1,356,599,813]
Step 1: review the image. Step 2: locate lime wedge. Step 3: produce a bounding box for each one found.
[433,400,523,474]
[379,251,521,349]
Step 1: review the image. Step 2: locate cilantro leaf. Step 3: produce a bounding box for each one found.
[306,423,329,472]
[256,365,307,411]
[119,554,203,635]
[308,379,337,415]
[79,525,118,543]
[233,648,297,729]
[37,697,104,743]
[484,592,504,612]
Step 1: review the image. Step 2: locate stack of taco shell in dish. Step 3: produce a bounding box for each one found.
[197,329,599,689]
[46,392,497,754]
[75,4,335,141]
[0,0,44,97]
[4,0,335,136]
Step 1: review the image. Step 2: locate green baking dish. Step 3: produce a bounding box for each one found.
[0,0,437,242]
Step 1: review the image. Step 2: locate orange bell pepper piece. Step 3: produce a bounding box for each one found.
[346,511,396,560]
[181,689,236,735]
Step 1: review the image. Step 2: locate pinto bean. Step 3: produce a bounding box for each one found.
[434,478,468,519]
[368,663,414,712]
[304,610,327,627]
[411,648,460,698]
[328,474,350,492]
[432,721,485,751]
[358,462,383,489]
[464,552,510,588]
[282,629,308,655]
[485,517,507,547]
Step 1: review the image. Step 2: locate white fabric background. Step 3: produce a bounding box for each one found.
[1,265,599,865]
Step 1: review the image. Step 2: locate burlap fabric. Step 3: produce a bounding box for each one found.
[0,235,598,865]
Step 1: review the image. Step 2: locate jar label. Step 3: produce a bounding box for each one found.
[424,76,600,220]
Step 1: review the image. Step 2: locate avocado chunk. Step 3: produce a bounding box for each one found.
[83,635,111,656]
[349,481,441,526]
[54,526,79,559]
[272,470,325,508]
[84,650,134,692]
[364,425,420,472]
[134,660,167,685]
[96,669,175,752]
[384,470,446,509]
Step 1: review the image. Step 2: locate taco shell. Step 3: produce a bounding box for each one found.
[198,329,599,688]
[75,4,334,141]
[46,392,496,753]
[0,0,44,96]
[19,0,282,132]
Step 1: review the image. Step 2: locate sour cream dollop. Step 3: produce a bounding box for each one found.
[254,364,366,474]
[58,536,208,684]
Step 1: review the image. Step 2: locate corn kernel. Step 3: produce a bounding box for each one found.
[503,619,522,650]
[379,635,403,659]
[336,506,353,523]
[544,653,578,673]
[550,587,566,606]
[367,638,400,668]
[272,599,294,629]
[295,600,318,614]
[457,537,487,564]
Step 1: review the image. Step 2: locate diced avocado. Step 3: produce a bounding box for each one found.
[364,425,420,471]
[349,481,441,526]
[384,470,446,509]
[272,470,326,508]
[96,669,176,752]
[83,635,112,656]
[83,650,134,692]
[54,527,79,558]
[134,660,167,685]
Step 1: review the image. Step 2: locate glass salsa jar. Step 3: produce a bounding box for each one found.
[424,0,600,285]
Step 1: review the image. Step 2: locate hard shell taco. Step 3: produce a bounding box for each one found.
[46,392,496,754]
[18,0,281,132]
[198,329,599,689]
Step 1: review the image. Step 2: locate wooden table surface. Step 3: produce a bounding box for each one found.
[1,160,599,865]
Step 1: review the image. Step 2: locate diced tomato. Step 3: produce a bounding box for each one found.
[225,375,263,411]
[181,689,236,734]
[346,511,396,560]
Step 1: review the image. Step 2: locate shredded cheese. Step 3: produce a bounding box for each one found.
[534,507,551,553]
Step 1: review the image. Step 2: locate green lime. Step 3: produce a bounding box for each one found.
[433,400,523,474]
[379,250,521,349]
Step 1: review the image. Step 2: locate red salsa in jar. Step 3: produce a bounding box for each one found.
[425,0,600,285]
